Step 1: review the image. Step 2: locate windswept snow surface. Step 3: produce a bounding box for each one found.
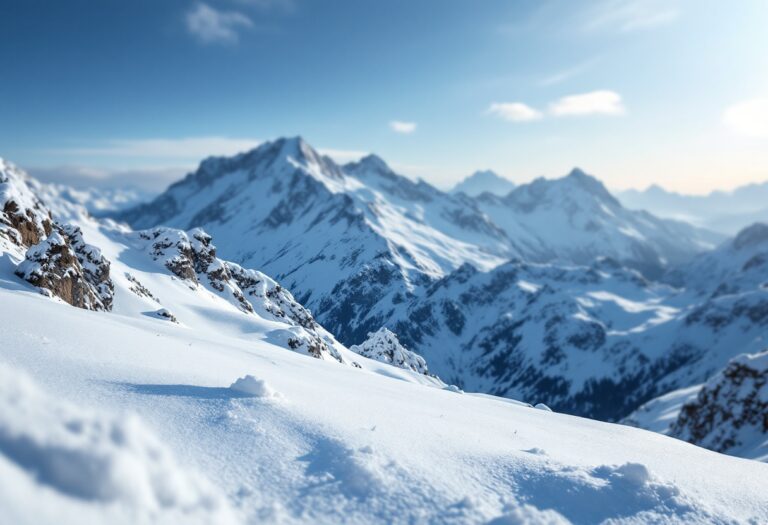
[0,288,767,524]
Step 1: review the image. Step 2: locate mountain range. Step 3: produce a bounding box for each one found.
[3,138,767,459]
[2,144,768,522]
[619,183,768,235]
[117,137,721,345]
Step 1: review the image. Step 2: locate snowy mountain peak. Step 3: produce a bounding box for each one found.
[354,154,391,172]
[563,167,617,202]
[733,222,768,250]
[344,154,399,182]
[451,169,515,197]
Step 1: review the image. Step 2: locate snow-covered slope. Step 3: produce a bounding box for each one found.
[2,280,768,523]
[451,169,515,197]
[1,156,439,380]
[475,169,723,279]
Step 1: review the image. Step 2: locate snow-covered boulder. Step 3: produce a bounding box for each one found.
[154,308,178,323]
[670,350,768,460]
[15,225,113,311]
[350,328,430,375]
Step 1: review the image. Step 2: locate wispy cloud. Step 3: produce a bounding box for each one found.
[723,98,768,139]
[233,0,296,11]
[44,137,367,169]
[540,58,600,87]
[185,3,253,44]
[27,165,187,192]
[487,102,543,122]
[549,90,626,117]
[584,0,680,33]
[390,121,417,134]
[51,137,263,160]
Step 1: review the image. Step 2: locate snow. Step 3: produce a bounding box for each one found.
[0,363,236,524]
[229,375,278,398]
[1,285,767,523]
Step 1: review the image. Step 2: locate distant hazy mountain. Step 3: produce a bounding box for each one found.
[476,168,723,279]
[451,170,515,197]
[618,182,768,235]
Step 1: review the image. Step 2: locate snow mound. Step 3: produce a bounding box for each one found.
[350,327,431,375]
[229,375,277,398]
[512,461,704,523]
[534,403,553,412]
[0,364,235,524]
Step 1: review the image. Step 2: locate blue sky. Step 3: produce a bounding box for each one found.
[2,0,768,193]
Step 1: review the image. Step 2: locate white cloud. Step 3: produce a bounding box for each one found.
[487,102,543,122]
[185,3,253,44]
[723,98,768,139]
[549,90,626,117]
[585,0,680,33]
[389,121,417,134]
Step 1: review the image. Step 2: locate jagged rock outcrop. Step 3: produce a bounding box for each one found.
[670,350,768,458]
[350,327,430,375]
[134,226,342,362]
[0,158,53,253]
[59,224,114,309]
[15,225,113,311]
[2,158,114,311]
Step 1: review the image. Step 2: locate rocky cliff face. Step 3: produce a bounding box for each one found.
[0,158,53,254]
[670,350,768,459]
[2,158,113,311]
[15,225,113,311]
